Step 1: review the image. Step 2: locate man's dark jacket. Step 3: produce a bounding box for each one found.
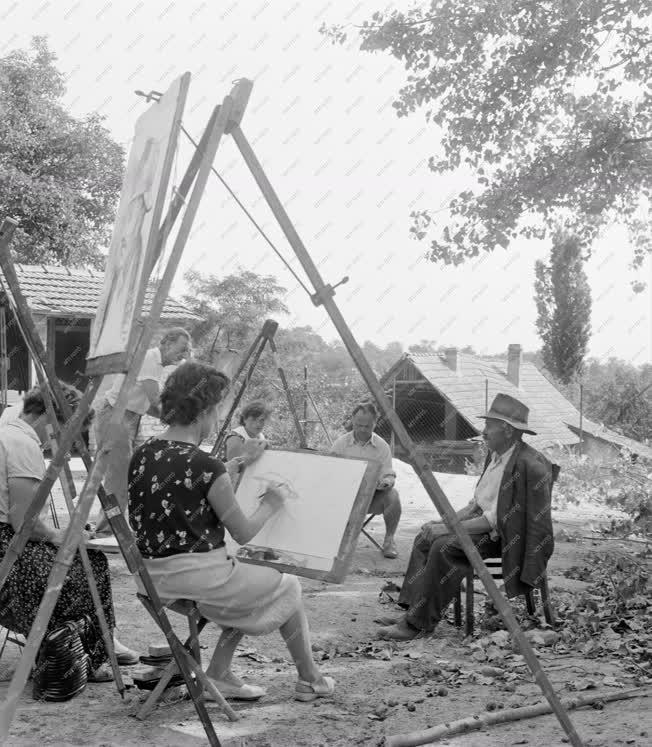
[479,441,557,598]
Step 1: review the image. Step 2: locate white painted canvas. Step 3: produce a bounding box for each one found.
[88,74,189,364]
[235,450,370,571]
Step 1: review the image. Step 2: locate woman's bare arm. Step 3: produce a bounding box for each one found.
[207,473,282,545]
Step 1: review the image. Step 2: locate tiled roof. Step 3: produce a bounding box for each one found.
[384,353,652,458]
[11,264,201,323]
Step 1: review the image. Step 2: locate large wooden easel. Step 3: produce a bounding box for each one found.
[0,75,583,747]
[0,77,247,746]
[186,80,583,746]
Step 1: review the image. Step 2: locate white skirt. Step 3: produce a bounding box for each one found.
[138,547,302,635]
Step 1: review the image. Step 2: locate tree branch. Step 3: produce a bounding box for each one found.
[600,39,651,71]
[622,136,652,144]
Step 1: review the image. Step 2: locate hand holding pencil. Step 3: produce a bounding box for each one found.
[259,481,287,512]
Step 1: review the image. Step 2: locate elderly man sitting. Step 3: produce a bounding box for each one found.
[378,394,556,640]
[330,402,401,559]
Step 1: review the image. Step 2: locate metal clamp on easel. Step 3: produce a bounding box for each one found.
[310,276,349,307]
[134,89,163,103]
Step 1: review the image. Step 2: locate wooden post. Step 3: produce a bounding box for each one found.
[230,122,584,747]
[485,377,489,412]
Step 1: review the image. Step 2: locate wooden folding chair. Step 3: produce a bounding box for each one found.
[453,559,555,636]
[360,514,383,552]
[135,595,237,723]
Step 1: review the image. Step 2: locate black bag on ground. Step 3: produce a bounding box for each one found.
[32,618,89,702]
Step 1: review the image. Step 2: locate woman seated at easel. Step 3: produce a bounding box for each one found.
[128,361,334,702]
[224,399,270,461]
[0,383,139,681]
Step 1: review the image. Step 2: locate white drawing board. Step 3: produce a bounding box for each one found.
[235,448,380,582]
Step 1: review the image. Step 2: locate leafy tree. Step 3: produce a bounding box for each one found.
[408,339,438,354]
[580,358,652,442]
[323,2,652,278]
[183,267,289,358]
[0,37,124,267]
[535,233,592,384]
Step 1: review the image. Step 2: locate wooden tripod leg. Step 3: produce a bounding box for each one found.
[46,429,124,695]
[210,331,268,457]
[267,336,307,448]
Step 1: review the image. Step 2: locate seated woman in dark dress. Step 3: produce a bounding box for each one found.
[128,361,334,702]
[0,383,138,680]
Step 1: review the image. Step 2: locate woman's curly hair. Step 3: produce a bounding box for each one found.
[160,361,229,426]
[22,381,94,429]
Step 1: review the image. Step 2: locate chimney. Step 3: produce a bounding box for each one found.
[444,347,459,373]
[507,344,522,387]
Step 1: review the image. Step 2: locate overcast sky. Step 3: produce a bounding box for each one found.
[3,0,651,364]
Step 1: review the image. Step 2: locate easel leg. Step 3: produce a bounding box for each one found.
[211,330,269,456]
[268,336,307,448]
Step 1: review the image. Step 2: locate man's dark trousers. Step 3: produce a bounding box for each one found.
[398,529,501,631]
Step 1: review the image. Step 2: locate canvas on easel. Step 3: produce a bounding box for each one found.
[234,448,380,582]
[86,74,189,376]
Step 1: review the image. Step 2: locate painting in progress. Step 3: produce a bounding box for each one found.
[235,449,379,582]
[87,74,189,371]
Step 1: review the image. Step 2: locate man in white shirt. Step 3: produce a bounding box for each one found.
[378,393,556,640]
[92,327,191,534]
[330,402,401,559]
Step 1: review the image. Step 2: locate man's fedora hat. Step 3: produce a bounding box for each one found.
[479,393,536,435]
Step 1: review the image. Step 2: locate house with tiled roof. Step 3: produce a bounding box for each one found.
[1,264,201,394]
[376,346,652,472]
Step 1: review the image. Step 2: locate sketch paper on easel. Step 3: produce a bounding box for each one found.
[87,74,189,372]
[234,449,378,580]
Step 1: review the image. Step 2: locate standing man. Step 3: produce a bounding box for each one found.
[330,402,401,559]
[92,327,191,534]
[378,393,557,640]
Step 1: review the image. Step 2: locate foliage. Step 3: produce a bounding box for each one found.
[559,550,651,668]
[241,327,400,450]
[183,268,289,357]
[577,358,652,442]
[552,449,652,535]
[0,37,124,267]
[322,2,652,277]
[534,233,592,384]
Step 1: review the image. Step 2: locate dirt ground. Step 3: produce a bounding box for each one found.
[1,467,650,747]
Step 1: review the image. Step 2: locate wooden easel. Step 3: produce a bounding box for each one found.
[182,79,582,746]
[0,74,583,747]
[0,261,124,693]
[211,318,307,456]
[0,77,251,746]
